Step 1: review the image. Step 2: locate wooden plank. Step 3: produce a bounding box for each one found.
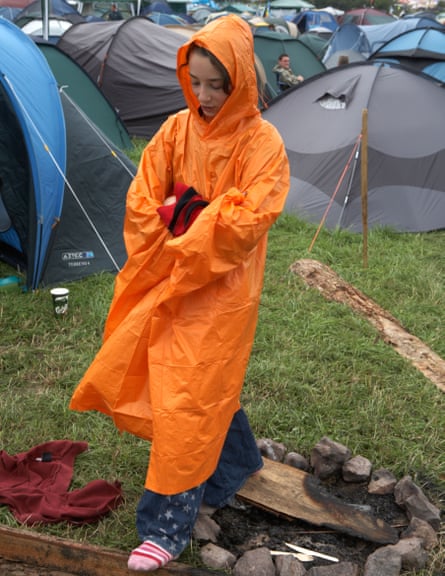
[237,458,398,545]
[290,258,445,392]
[0,525,219,575]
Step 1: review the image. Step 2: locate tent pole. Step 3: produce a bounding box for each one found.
[361,108,368,269]
[338,138,361,229]
[41,0,49,41]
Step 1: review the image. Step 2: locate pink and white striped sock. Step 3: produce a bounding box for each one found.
[127,540,173,571]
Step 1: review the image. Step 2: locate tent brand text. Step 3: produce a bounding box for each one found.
[62,251,95,261]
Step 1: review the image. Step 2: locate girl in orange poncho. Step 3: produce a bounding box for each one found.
[69,14,290,571]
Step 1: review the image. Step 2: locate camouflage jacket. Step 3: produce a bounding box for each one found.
[272,64,302,88]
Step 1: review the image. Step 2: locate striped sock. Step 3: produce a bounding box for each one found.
[127,540,173,571]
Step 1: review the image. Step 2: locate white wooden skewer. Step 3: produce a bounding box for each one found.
[285,542,339,563]
[270,551,314,562]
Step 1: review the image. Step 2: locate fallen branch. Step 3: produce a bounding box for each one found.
[290,259,445,393]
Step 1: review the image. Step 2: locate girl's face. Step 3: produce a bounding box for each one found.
[188,51,229,122]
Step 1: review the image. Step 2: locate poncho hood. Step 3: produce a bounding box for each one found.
[177,15,260,136]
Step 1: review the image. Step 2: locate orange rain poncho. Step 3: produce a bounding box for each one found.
[70,15,290,495]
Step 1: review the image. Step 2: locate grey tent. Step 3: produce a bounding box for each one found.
[57,17,187,139]
[263,62,445,233]
[36,40,132,150]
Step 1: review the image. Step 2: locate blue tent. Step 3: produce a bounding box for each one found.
[322,22,372,63]
[323,17,444,64]
[0,18,136,290]
[293,9,338,33]
[0,6,21,20]
[0,18,66,290]
[361,17,444,53]
[369,27,445,82]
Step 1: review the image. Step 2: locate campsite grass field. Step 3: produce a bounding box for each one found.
[0,141,444,573]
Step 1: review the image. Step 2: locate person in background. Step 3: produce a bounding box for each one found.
[272,53,304,91]
[69,14,290,573]
[108,3,123,20]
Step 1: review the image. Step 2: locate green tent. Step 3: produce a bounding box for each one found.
[36,40,132,150]
[253,29,325,98]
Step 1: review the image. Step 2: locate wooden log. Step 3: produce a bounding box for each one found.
[0,525,219,576]
[237,457,398,545]
[290,258,445,393]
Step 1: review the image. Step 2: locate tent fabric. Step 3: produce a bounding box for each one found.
[42,90,135,285]
[57,17,188,139]
[0,0,33,7]
[270,0,314,9]
[369,27,445,82]
[323,18,444,63]
[361,17,444,53]
[0,6,21,19]
[322,22,372,63]
[293,9,338,33]
[40,91,135,287]
[0,17,66,290]
[36,40,132,150]
[0,440,122,525]
[0,18,136,289]
[263,62,445,233]
[341,8,396,26]
[14,0,83,22]
[253,29,326,98]
[297,30,331,59]
[324,48,366,68]
[371,26,445,59]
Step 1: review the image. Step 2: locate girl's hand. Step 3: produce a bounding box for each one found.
[163,195,176,206]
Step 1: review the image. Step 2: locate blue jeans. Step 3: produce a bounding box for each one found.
[135,408,263,556]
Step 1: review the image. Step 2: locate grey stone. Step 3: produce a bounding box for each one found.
[199,503,217,516]
[342,455,372,483]
[389,537,429,570]
[400,516,439,550]
[200,542,237,570]
[310,437,352,480]
[306,561,360,575]
[257,438,288,462]
[368,468,397,495]
[394,475,441,530]
[233,547,276,576]
[363,546,402,576]
[284,452,310,472]
[274,554,307,576]
[193,513,221,542]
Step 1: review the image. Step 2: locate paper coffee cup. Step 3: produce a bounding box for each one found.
[50,287,69,317]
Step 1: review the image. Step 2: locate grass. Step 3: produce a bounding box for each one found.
[0,162,444,573]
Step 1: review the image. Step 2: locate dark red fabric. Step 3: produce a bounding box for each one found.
[0,440,122,525]
[157,182,208,236]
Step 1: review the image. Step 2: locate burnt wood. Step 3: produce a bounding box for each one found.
[237,457,398,544]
